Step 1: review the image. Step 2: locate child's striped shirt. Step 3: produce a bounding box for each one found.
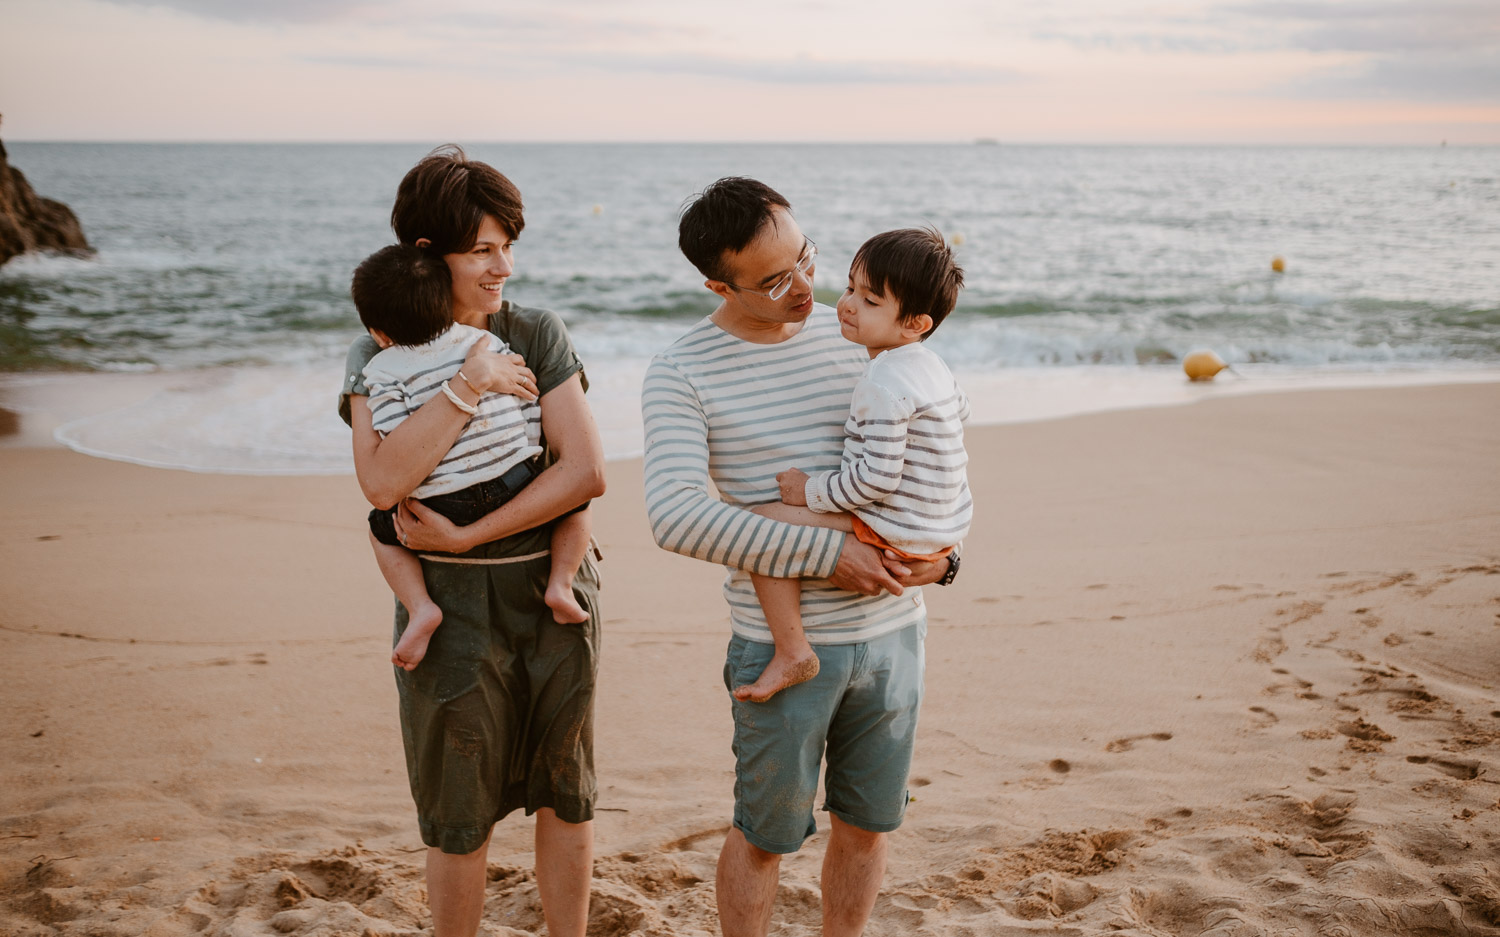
[642,305,928,644]
[363,323,542,499]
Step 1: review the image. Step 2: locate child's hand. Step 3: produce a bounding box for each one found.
[776,468,810,506]
[462,337,538,401]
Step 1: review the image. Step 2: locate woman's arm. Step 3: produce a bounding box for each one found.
[351,339,538,509]
[394,373,606,553]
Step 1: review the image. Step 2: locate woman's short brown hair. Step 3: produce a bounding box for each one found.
[391,144,525,254]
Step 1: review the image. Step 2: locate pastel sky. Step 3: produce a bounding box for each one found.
[2,0,1497,143]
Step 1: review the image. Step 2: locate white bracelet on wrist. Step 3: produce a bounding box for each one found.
[440,380,478,415]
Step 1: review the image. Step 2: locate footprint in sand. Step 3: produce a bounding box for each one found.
[1048,759,1071,774]
[1105,732,1172,753]
[1248,706,1278,726]
[1264,669,1315,697]
[1337,719,1394,752]
[660,827,730,853]
[1406,755,1483,780]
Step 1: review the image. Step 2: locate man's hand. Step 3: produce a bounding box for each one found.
[885,551,949,588]
[394,498,475,554]
[828,536,904,596]
[776,468,810,506]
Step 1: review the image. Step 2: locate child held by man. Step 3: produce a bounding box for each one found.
[352,243,592,670]
[737,227,972,701]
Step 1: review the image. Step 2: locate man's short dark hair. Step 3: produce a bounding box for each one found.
[678,177,791,282]
[852,227,965,338]
[391,144,525,253]
[351,243,453,347]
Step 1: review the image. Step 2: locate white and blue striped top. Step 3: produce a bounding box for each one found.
[806,342,972,555]
[642,304,928,644]
[363,323,543,499]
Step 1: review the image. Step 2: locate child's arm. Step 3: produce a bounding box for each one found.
[800,379,914,514]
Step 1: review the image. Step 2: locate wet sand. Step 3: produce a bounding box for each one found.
[2,382,1498,936]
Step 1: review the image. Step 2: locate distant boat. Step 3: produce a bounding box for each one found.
[973,137,999,146]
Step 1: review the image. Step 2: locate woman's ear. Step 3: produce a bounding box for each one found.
[414,237,432,249]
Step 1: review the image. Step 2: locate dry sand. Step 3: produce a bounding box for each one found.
[2,382,1498,937]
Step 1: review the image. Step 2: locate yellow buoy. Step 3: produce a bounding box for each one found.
[1270,256,1285,273]
[949,232,965,247]
[1183,350,1229,382]
[591,204,603,215]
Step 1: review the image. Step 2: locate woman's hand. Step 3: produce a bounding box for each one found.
[393,498,475,554]
[461,337,538,401]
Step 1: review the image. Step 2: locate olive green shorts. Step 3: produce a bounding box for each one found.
[393,547,600,855]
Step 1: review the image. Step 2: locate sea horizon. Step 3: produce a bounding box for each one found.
[2,141,1495,473]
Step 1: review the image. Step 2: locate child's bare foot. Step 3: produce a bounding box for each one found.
[734,649,820,702]
[545,582,590,625]
[392,601,442,671]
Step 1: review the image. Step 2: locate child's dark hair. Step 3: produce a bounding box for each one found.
[351,243,453,346]
[852,227,965,338]
[391,144,526,253]
[678,176,791,282]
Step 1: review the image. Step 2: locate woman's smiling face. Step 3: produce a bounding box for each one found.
[443,214,515,326]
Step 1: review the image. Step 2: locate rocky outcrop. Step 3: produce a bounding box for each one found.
[0,120,92,267]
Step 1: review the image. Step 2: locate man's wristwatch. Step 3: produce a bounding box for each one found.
[937,551,960,586]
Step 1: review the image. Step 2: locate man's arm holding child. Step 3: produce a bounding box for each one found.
[642,357,904,594]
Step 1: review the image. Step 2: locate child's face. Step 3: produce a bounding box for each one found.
[835,264,928,356]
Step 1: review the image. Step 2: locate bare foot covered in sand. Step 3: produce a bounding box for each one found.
[734,649,820,702]
[545,581,590,625]
[392,601,442,671]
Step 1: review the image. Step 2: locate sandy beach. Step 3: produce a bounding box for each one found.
[3,381,1498,937]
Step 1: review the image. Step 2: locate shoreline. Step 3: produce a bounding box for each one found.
[3,361,1498,475]
[3,380,1498,935]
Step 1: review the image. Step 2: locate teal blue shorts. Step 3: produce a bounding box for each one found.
[722,621,925,854]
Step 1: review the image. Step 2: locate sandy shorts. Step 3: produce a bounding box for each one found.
[722,621,925,854]
[395,546,600,855]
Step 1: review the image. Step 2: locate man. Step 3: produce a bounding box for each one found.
[641,177,957,937]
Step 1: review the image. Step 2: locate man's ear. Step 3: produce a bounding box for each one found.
[369,328,395,349]
[705,279,734,301]
[903,314,933,339]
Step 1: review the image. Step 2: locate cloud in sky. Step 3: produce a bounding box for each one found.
[3,0,1496,141]
[303,49,1023,87]
[101,0,382,24]
[1028,0,1500,102]
[1242,1,1500,53]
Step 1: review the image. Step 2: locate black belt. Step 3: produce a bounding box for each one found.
[494,455,543,498]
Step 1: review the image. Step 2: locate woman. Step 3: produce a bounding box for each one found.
[338,146,605,937]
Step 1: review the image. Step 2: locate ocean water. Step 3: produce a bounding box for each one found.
[1,143,1497,472]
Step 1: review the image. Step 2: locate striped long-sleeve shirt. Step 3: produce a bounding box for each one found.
[363,323,543,498]
[642,305,928,644]
[805,342,972,555]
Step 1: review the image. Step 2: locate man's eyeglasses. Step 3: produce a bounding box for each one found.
[727,240,817,301]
